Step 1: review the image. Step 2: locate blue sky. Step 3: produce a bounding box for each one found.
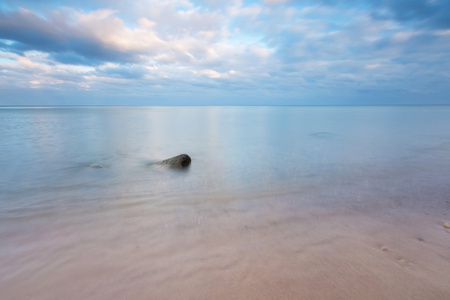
[1,0,449,105]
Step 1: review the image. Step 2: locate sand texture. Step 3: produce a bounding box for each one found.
[1,193,449,300]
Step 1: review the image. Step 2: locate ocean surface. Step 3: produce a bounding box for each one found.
[1,106,450,299]
[1,106,450,214]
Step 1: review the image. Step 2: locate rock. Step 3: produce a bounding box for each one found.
[398,259,410,267]
[381,246,388,251]
[444,223,450,229]
[158,154,191,168]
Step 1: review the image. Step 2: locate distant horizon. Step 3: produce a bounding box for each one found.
[2,104,450,108]
[1,0,450,106]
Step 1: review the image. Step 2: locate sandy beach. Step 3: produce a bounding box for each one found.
[1,192,449,300]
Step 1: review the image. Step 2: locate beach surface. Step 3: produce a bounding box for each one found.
[1,192,449,300]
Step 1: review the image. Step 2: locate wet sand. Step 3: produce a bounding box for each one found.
[1,193,449,300]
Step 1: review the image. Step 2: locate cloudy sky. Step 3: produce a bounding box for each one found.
[1,0,449,105]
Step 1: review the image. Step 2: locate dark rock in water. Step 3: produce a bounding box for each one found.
[158,154,191,168]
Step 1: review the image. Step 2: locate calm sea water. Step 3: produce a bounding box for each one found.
[1,106,450,216]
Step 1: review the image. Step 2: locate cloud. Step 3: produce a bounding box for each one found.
[285,0,450,29]
[0,8,168,65]
[96,63,148,79]
[193,69,237,79]
[0,0,450,105]
[373,0,450,29]
[264,0,291,4]
[0,3,233,67]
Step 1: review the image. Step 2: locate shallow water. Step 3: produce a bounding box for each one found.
[1,106,450,299]
[2,106,450,213]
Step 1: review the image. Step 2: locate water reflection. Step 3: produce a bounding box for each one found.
[1,106,450,215]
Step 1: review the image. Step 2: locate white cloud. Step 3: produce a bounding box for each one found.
[366,64,380,69]
[200,69,222,78]
[138,18,157,28]
[196,69,237,79]
[392,31,423,43]
[264,0,292,4]
[75,10,168,54]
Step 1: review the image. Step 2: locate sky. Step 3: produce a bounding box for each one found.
[0,0,450,105]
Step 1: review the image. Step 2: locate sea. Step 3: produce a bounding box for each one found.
[1,106,449,299]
